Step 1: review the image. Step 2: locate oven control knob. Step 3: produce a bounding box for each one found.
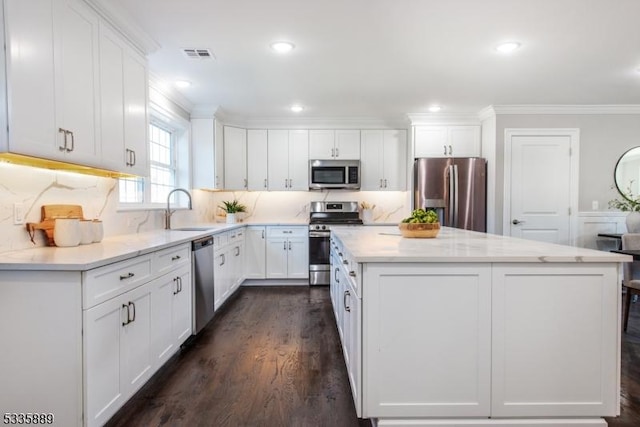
[315,225,321,230]
[321,225,327,230]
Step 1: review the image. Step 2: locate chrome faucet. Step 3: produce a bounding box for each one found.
[165,188,193,229]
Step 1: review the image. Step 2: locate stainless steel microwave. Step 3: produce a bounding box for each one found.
[309,159,360,190]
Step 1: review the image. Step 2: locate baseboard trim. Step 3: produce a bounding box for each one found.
[242,279,310,287]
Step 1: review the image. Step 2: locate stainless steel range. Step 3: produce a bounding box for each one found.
[309,201,362,285]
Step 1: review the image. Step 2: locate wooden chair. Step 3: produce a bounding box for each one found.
[622,233,640,331]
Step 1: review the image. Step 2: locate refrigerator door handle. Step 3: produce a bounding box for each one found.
[452,164,459,226]
[447,165,455,226]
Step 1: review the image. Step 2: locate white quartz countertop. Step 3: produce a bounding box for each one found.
[332,226,631,263]
[0,222,309,271]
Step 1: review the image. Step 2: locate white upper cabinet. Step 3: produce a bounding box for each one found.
[223,126,248,190]
[309,129,360,159]
[414,125,480,158]
[99,22,148,176]
[267,130,309,191]
[247,129,268,191]
[3,0,149,175]
[4,0,101,166]
[361,129,407,191]
[192,118,224,189]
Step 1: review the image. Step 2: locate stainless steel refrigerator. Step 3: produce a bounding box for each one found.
[413,157,487,232]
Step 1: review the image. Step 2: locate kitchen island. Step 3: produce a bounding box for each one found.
[330,226,629,427]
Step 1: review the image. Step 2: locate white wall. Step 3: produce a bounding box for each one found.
[493,113,640,234]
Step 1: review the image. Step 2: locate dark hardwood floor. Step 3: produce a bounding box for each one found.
[107,285,640,427]
[106,286,366,427]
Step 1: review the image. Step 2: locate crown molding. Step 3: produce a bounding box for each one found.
[490,104,640,115]
[148,73,194,114]
[407,113,481,126]
[84,0,160,55]
[211,113,410,129]
[477,106,496,121]
[190,105,220,119]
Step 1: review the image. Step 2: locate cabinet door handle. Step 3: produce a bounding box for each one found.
[335,268,340,283]
[331,147,335,157]
[125,149,131,166]
[58,128,67,151]
[384,179,388,188]
[244,178,247,188]
[284,241,287,250]
[173,277,179,295]
[119,272,135,280]
[129,301,136,323]
[343,259,348,265]
[288,241,291,250]
[221,254,225,265]
[122,303,131,326]
[235,246,240,256]
[171,255,181,261]
[288,179,292,188]
[285,179,288,188]
[448,145,452,156]
[264,178,268,188]
[262,230,265,239]
[131,149,136,166]
[344,290,351,312]
[66,131,74,152]
[444,145,447,156]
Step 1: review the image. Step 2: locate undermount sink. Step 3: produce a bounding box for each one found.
[172,227,215,231]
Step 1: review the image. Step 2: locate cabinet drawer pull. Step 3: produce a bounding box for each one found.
[122,304,130,326]
[171,255,181,261]
[119,272,135,280]
[343,259,348,265]
[349,271,356,277]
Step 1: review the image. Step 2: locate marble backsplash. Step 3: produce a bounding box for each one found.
[0,163,410,253]
[190,189,410,226]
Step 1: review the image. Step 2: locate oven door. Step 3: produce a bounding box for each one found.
[308,230,331,285]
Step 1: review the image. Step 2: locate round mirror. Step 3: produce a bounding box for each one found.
[615,146,640,201]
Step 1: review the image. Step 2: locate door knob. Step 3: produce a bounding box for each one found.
[512,219,525,225]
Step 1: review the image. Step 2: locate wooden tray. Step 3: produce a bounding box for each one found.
[26,204,85,246]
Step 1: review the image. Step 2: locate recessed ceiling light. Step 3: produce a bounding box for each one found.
[290,104,304,113]
[495,41,521,54]
[175,80,191,88]
[428,105,442,112]
[270,41,295,53]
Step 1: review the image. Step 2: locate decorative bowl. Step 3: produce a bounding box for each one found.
[398,222,440,238]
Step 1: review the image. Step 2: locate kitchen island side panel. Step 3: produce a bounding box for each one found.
[0,271,83,427]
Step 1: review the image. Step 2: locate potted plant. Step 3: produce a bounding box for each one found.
[220,200,247,224]
[608,183,640,232]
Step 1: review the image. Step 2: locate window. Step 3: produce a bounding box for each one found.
[118,99,190,208]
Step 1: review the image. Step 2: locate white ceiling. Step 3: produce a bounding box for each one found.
[112,0,640,120]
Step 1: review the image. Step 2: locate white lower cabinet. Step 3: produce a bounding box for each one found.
[84,281,153,427]
[83,242,192,427]
[265,226,308,279]
[213,229,245,310]
[150,265,192,370]
[245,226,266,279]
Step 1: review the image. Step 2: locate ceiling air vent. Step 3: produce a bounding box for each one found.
[181,48,215,60]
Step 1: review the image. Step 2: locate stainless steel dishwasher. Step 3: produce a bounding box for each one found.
[192,236,215,334]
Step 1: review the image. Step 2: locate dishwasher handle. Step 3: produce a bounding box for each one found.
[192,236,214,250]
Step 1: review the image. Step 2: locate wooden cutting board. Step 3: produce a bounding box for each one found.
[26,204,85,246]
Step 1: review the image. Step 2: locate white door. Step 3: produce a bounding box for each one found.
[122,49,148,176]
[414,126,448,158]
[504,129,578,245]
[172,267,193,345]
[309,130,335,159]
[150,274,175,369]
[287,236,309,279]
[335,130,361,159]
[382,129,407,191]
[267,130,289,190]
[266,238,288,279]
[360,130,384,190]
[223,126,247,190]
[449,126,480,157]
[245,227,266,279]
[213,249,225,310]
[247,129,268,190]
[120,283,152,397]
[288,130,309,190]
